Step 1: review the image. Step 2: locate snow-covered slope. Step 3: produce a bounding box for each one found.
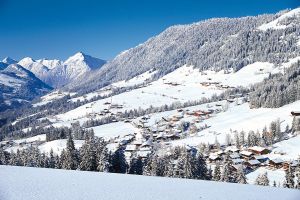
[53,58,294,123]
[0,166,299,200]
[16,52,106,88]
[66,8,300,94]
[258,8,300,31]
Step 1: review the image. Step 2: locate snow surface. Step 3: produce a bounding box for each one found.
[171,100,300,146]
[91,122,139,139]
[0,165,299,200]
[268,135,300,161]
[38,139,84,155]
[258,8,300,31]
[55,62,275,122]
[246,167,286,186]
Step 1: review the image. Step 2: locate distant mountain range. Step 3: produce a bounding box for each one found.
[0,64,52,111]
[0,52,106,111]
[17,52,106,88]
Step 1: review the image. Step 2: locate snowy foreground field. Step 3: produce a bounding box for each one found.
[0,166,299,200]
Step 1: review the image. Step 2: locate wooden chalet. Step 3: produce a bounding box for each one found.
[240,150,254,159]
[245,159,261,168]
[248,146,270,155]
[269,158,284,168]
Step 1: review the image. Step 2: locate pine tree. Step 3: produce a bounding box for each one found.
[234,133,240,148]
[97,147,110,172]
[275,119,283,142]
[194,152,208,180]
[236,166,247,184]
[207,166,213,180]
[239,131,245,147]
[256,172,269,186]
[110,147,127,173]
[62,134,79,170]
[0,147,8,165]
[221,154,234,182]
[213,162,221,181]
[54,154,61,169]
[283,165,294,188]
[48,149,55,168]
[129,156,143,175]
[79,134,97,171]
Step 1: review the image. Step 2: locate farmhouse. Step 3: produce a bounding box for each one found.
[245,159,261,168]
[240,150,254,159]
[269,158,284,168]
[248,146,270,155]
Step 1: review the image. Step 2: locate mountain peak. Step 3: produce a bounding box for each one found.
[18,57,36,65]
[2,57,17,65]
[64,52,106,70]
[65,52,89,63]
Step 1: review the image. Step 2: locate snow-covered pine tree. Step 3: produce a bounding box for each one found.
[54,154,61,169]
[0,147,8,165]
[207,166,213,180]
[194,152,208,180]
[236,166,247,184]
[79,134,97,171]
[221,153,234,183]
[283,165,294,188]
[48,149,55,168]
[213,162,221,181]
[9,151,20,166]
[234,133,240,148]
[239,131,245,147]
[97,147,111,172]
[256,172,269,186]
[62,133,79,170]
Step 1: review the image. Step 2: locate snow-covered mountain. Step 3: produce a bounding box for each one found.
[17,52,106,88]
[66,8,300,94]
[0,64,52,111]
[0,57,17,70]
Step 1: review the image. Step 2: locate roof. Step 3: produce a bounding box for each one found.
[141,139,153,147]
[248,146,268,152]
[230,153,240,159]
[240,150,254,156]
[125,145,137,151]
[133,140,143,145]
[209,154,220,160]
[225,146,240,152]
[246,159,261,165]
[232,159,244,164]
[270,158,284,164]
[253,155,268,160]
[136,150,151,158]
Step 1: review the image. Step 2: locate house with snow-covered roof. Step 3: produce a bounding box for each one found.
[268,158,285,168]
[248,146,270,155]
[240,150,254,158]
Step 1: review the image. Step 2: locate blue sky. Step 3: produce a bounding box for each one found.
[0,0,298,61]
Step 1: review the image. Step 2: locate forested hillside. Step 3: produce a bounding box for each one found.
[250,61,300,108]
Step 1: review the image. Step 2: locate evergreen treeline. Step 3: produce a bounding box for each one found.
[1,127,300,188]
[249,61,300,108]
